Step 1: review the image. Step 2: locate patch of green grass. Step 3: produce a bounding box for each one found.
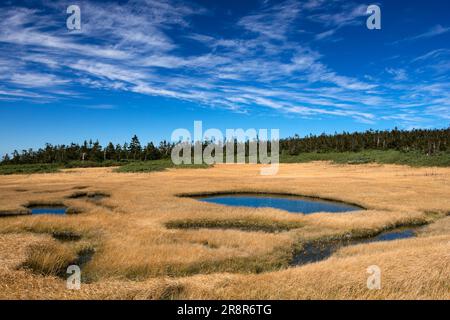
[2,150,448,175]
[281,150,450,167]
[63,160,123,168]
[0,163,60,175]
[0,159,196,175]
[0,161,122,175]
[165,218,303,233]
[116,159,209,173]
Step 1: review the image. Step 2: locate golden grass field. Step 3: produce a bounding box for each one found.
[0,162,449,299]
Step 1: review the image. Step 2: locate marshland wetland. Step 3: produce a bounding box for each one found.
[0,162,449,299]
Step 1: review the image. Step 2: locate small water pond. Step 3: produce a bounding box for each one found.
[28,206,67,215]
[194,193,363,214]
[292,228,417,266]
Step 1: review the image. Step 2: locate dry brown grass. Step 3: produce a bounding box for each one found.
[0,162,449,299]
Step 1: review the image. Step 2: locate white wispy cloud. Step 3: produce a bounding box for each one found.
[385,68,408,81]
[0,0,447,128]
[237,0,301,40]
[409,25,450,41]
[315,29,337,41]
[80,104,117,110]
[392,25,450,44]
[309,3,368,28]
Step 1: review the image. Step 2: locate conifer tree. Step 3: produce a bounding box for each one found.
[129,135,142,160]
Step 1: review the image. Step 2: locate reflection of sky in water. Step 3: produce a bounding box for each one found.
[30,207,67,215]
[199,195,361,214]
[372,230,416,242]
[292,228,417,266]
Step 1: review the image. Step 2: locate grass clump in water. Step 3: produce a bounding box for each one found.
[22,241,96,279]
[166,218,303,233]
[22,242,76,276]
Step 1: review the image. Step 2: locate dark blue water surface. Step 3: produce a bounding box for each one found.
[197,194,362,214]
[292,228,417,266]
[371,229,416,242]
[30,207,67,215]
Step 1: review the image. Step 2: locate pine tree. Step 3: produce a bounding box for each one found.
[115,144,122,161]
[2,154,10,164]
[105,142,116,161]
[123,143,129,160]
[144,142,161,160]
[129,135,142,160]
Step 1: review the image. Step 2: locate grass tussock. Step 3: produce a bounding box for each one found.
[22,242,76,276]
[166,218,303,233]
[21,239,96,279]
[158,282,186,300]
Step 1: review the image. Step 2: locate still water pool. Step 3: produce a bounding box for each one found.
[196,194,363,214]
[29,207,67,215]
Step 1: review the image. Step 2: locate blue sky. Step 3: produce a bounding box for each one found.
[0,0,449,155]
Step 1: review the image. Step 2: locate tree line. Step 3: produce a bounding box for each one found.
[280,127,450,155]
[1,135,171,165]
[1,127,449,165]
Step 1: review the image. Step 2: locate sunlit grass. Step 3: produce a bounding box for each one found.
[0,163,449,299]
